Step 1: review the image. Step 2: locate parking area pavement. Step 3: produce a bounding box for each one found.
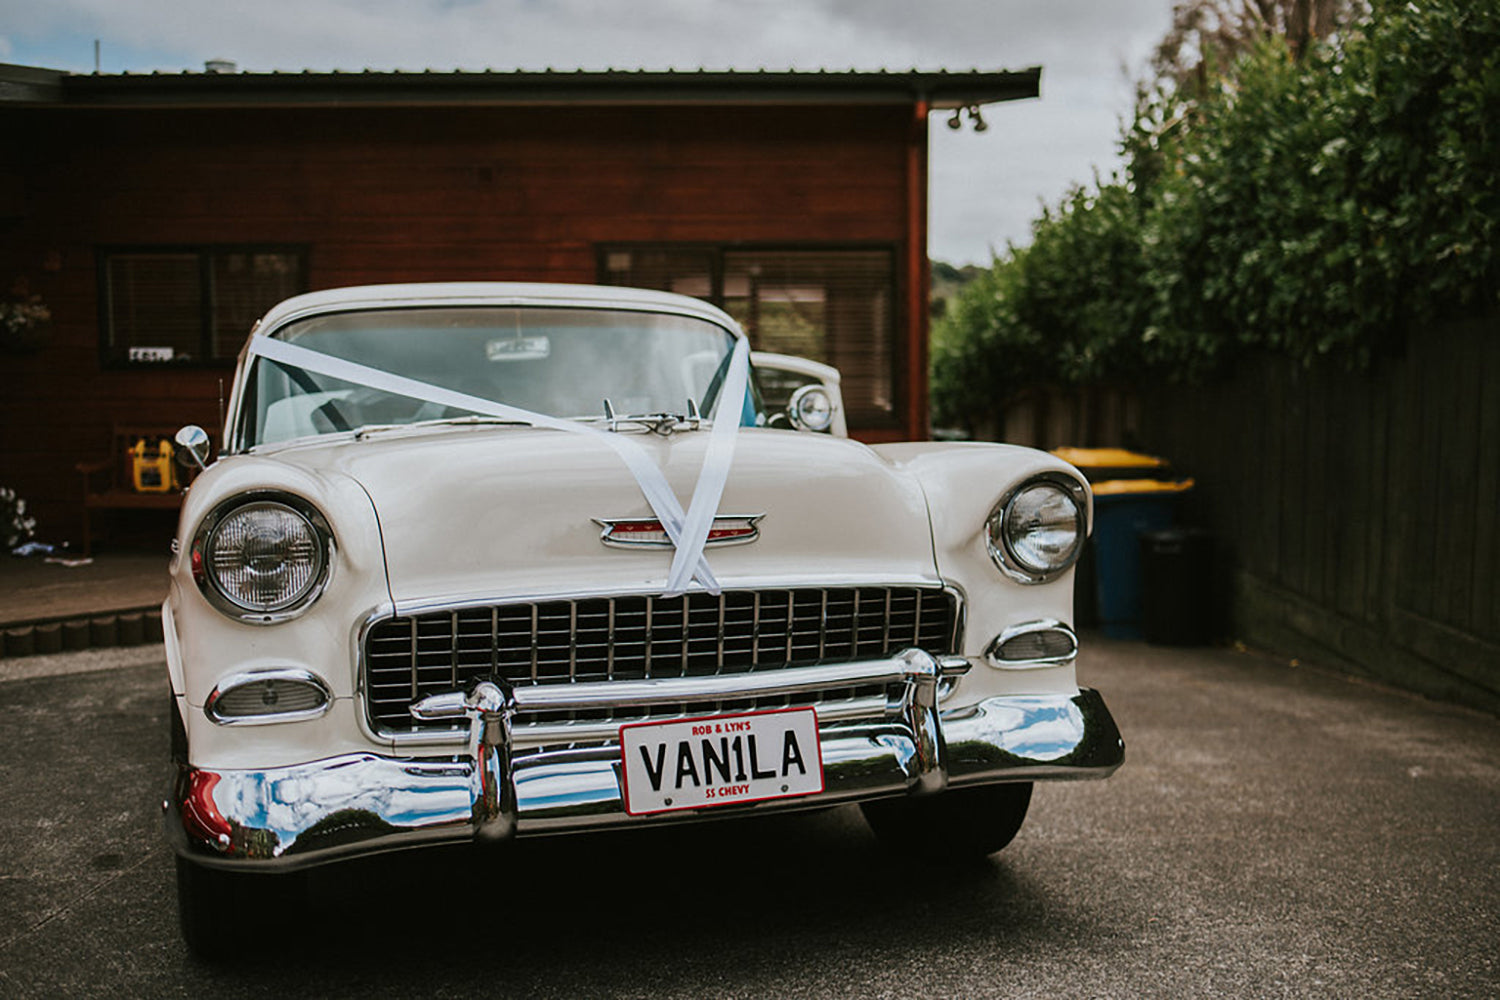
[1,637,1497,998]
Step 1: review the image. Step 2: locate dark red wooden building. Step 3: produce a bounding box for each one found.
[0,63,1037,544]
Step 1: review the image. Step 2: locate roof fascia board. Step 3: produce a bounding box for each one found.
[20,68,1039,110]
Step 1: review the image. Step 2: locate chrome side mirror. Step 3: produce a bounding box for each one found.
[174,425,212,471]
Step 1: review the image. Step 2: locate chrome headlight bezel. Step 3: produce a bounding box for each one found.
[986,473,1089,585]
[191,491,335,624]
[787,384,836,433]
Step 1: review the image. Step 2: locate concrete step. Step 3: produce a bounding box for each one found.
[1,607,164,659]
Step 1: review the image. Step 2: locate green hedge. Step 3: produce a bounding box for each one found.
[933,0,1499,431]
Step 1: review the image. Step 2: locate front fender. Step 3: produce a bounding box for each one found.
[165,454,392,770]
[871,442,1092,700]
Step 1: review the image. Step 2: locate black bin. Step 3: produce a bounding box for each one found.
[1139,528,1215,645]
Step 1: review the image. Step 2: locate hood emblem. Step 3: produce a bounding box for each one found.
[594,515,764,549]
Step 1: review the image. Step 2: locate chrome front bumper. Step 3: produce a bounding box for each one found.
[165,650,1124,870]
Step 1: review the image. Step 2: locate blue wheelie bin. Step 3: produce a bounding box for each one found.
[1051,449,1194,639]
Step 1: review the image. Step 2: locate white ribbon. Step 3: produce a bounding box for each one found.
[665,335,750,594]
[247,333,751,596]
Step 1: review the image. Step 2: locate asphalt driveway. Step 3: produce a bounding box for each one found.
[1,638,1496,998]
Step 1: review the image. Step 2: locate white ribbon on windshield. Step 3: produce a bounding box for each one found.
[247,334,752,596]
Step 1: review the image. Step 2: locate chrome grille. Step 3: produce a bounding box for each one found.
[364,586,960,736]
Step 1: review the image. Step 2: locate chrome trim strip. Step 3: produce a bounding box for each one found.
[751,591,761,668]
[818,589,827,660]
[386,573,947,618]
[490,606,500,674]
[716,598,726,672]
[510,657,909,711]
[405,617,417,700]
[985,619,1080,670]
[645,595,655,678]
[937,655,972,678]
[946,579,969,658]
[783,591,794,663]
[203,667,332,726]
[530,604,539,683]
[449,610,459,688]
[569,602,578,682]
[352,600,397,701]
[510,695,887,748]
[387,689,907,750]
[882,589,892,650]
[166,687,1123,871]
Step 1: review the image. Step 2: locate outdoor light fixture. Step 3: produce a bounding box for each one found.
[945,105,988,132]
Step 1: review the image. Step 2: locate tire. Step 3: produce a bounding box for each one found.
[171,691,310,960]
[860,782,1033,861]
[176,855,308,961]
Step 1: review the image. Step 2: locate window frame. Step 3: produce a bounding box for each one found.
[596,242,904,430]
[97,243,310,370]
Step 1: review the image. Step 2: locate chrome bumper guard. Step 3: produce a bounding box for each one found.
[165,650,1123,870]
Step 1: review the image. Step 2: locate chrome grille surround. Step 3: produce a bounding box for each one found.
[362,585,962,741]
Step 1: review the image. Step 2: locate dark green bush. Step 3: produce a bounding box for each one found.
[933,0,1499,428]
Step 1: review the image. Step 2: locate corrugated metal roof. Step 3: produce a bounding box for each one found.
[0,64,1039,109]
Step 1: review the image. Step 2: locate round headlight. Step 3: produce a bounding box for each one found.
[987,475,1087,583]
[193,496,332,620]
[788,384,835,433]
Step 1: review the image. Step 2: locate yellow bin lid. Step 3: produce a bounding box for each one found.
[1091,477,1195,496]
[1050,447,1168,470]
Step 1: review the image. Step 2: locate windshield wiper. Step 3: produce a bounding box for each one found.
[354,415,532,439]
[581,398,703,435]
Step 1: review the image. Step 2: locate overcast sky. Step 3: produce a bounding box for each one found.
[0,0,1177,265]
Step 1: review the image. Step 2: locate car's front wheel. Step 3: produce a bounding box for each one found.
[860,782,1033,860]
[176,856,307,961]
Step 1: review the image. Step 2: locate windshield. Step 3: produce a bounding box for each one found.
[240,306,752,447]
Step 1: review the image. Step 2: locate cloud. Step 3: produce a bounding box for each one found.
[4,0,1167,76]
[0,0,1177,261]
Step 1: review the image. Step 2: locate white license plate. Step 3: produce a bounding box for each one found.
[619,707,824,816]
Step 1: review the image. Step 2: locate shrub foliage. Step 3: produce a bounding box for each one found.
[932,0,1499,431]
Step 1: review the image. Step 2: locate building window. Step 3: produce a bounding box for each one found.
[100,246,307,366]
[599,246,896,427]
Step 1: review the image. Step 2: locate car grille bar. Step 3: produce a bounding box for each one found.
[364,585,960,737]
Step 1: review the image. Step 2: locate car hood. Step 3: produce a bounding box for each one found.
[272,427,939,608]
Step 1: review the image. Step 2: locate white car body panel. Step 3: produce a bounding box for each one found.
[162,281,1121,879]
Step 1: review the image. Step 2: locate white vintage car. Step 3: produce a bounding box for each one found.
[162,282,1122,956]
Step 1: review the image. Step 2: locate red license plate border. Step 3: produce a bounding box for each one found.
[617,705,826,817]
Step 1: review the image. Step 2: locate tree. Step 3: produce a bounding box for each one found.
[1152,0,1367,90]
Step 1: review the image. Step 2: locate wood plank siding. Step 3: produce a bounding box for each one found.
[0,102,921,540]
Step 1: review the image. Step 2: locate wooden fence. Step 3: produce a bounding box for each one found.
[1136,312,1500,714]
[991,385,1143,451]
